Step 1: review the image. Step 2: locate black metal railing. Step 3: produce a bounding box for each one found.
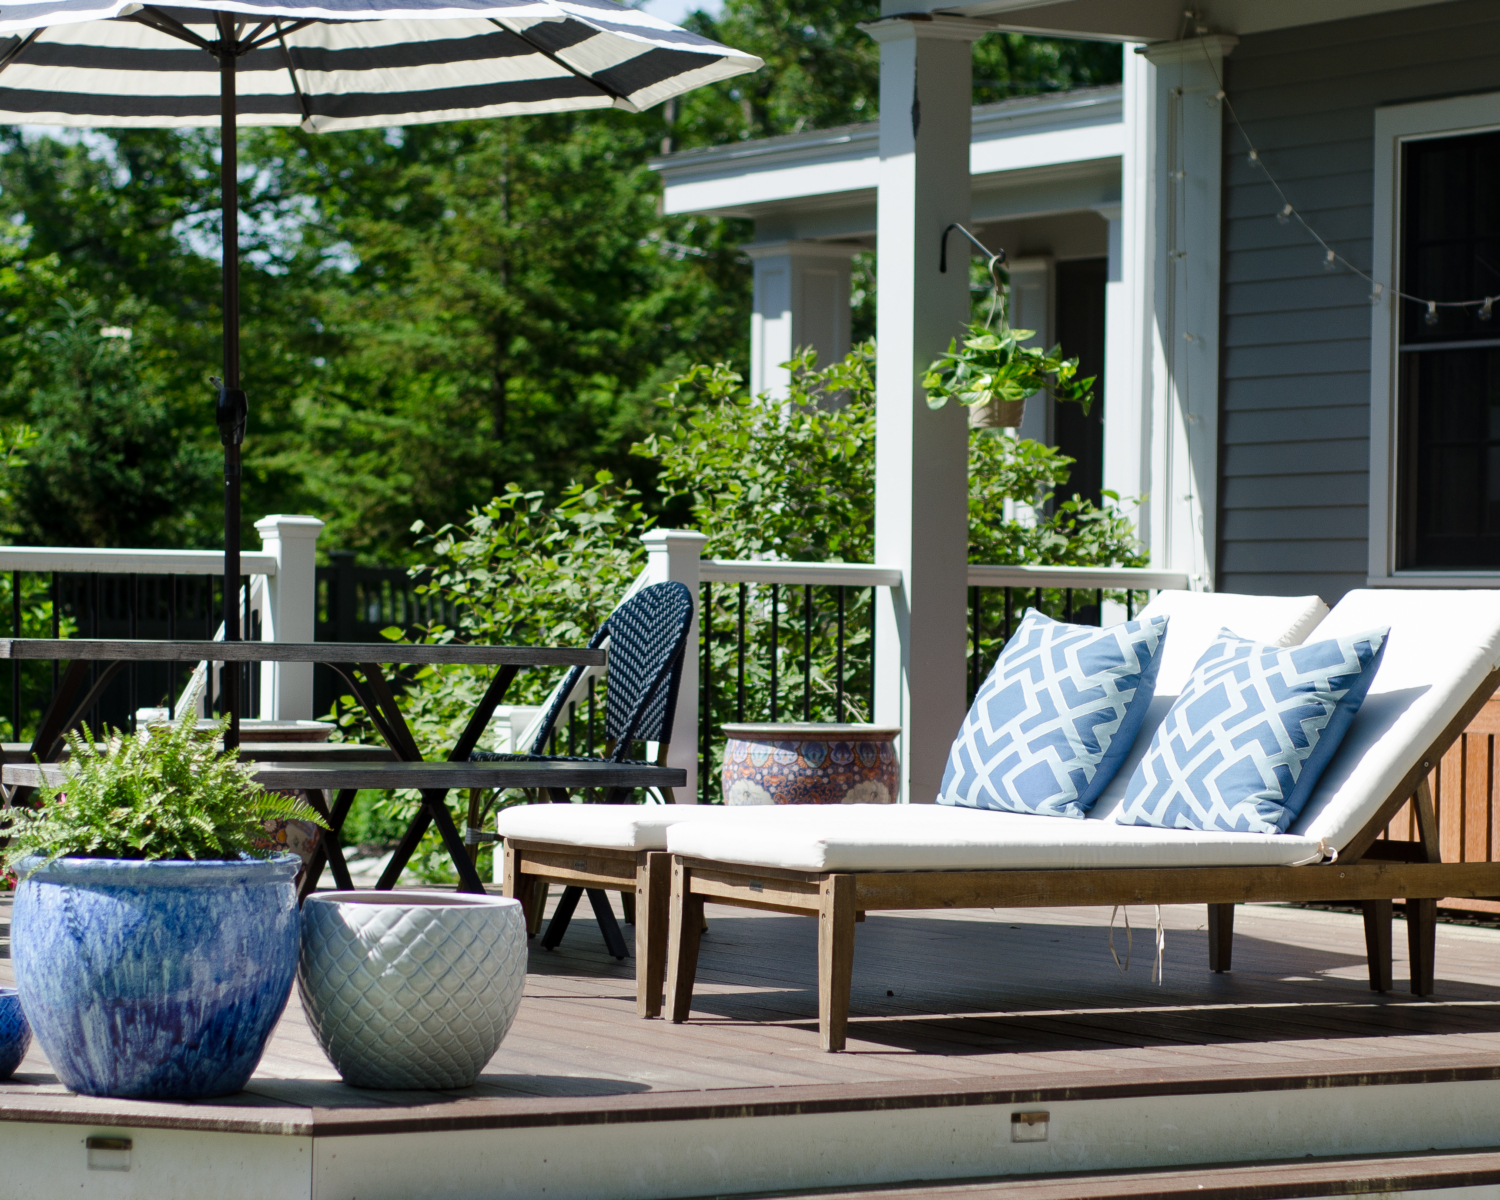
[1,570,260,743]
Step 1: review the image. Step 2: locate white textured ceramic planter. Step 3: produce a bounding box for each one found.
[298,891,526,1090]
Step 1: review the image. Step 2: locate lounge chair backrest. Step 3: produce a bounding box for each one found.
[1136,590,1329,696]
[1293,589,1500,849]
[1083,590,1329,821]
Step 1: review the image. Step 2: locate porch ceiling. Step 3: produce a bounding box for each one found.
[914,0,1466,41]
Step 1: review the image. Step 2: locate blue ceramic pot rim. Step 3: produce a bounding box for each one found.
[14,854,299,888]
[0,988,16,998]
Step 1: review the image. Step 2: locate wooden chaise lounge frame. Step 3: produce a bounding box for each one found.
[661,668,1500,1052]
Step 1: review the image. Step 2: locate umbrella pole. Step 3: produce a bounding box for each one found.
[215,20,246,750]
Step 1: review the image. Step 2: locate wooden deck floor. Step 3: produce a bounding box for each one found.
[6,895,1500,1103]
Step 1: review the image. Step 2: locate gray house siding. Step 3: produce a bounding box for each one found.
[1216,1,1500,603]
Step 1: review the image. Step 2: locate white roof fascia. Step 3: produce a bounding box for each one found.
[654,86,1121,220]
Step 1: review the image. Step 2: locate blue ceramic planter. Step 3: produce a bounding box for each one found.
[0,988,30,1080]
[11,855,299,1099]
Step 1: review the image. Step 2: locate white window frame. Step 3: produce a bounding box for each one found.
[1368,91,1500,586]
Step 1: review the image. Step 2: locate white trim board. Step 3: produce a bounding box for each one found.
[1368,90,1500,585]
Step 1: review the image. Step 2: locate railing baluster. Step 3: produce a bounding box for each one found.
[970,585,980,701]
[1003,586,1013,643]
[802,584,812,722]
[1065,587,1074,623]
[868,585,876,718]
[1096,587,1104,627]
[50,572,58,698]
[769,583,779,723]
[128,573,138,732]
[587,674,596,757]
[567,700,576,756]
[10,570,18,743]
[835,586,846,721]
[1032,586,1042,621]
[736,583,746,723]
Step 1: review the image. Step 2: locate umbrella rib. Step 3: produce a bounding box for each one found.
[487,18,624,104]
[273,19,313,125]
[246,18,314,52]
[128,6,216,52]
[0,29,44,78]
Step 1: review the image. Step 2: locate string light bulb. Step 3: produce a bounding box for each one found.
[1247,149,1259,164]
[1481,297,1494,322]
[1370,283,1384,306]
[1277,204,1292,225]
[1324,248,1337,271]
[1425,300,1440,326]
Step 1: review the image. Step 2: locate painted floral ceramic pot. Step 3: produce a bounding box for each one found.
[0,988,30,1081]
[10,855,300,1099]
[721,723,901,805]
[298,891,527,1090]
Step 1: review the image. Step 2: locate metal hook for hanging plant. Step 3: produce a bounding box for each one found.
[939,222,1007,327]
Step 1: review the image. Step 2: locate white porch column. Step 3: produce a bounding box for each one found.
[1137,35,1236,590]
[1101,50,1151,544]
[747,241,860,397]
[867,14,985,805]
[253,514,324,720]
[641,529,708,803]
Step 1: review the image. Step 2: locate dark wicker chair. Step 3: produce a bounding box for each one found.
[473,580,694,957]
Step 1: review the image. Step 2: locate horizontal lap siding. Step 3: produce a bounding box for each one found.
[1217,2,1500,604]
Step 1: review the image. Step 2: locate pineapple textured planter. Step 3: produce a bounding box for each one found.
[298,891,526,1090]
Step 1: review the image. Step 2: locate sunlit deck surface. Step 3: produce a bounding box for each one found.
[6,894,1500,1106]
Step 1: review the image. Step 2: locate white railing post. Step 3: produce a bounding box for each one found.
[641,529,708,803]
[254,514,325,720]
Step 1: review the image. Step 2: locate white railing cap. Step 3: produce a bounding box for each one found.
[0,546,279,575]
[700,559,903,588]
[966,563,1190,590]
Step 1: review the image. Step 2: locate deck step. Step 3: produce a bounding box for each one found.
[727,1148,1500,1200]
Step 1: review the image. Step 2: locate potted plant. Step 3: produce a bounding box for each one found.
[1,716,326,1100]
[922,276,1095,429]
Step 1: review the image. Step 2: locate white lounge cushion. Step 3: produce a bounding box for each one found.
[497,803,745,851]
[1135,589,1328,696]
[666,803,1325,872]
[1295,589,1500,849]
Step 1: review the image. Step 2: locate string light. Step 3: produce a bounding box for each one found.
[1196,34,1495,319]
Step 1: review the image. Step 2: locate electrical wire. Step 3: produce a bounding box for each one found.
[1195,32,1496,319]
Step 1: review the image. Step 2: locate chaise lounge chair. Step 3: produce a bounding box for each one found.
[497,588,1330,1018]
[660,589,1500,1050]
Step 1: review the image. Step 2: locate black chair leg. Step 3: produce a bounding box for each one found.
[541,885,584,950]
[588,888,630,960]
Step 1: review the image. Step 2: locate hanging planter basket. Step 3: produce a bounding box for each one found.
[967,395,1029,430]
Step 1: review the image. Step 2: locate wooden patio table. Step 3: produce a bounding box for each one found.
[0,638,677,897]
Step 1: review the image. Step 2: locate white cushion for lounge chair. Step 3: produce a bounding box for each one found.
[496,591,1331,853]
[1294,589,1500,848]
[665,803,1326,872]
[666,589,1500,872]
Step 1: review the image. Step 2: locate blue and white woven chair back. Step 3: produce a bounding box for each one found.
[601,581,694,752]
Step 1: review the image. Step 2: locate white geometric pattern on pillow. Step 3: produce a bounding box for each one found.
[938,609,1168,819]
[1118,626,1388,835]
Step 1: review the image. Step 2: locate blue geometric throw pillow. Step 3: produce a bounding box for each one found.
[1117,626,1389,834]
[938,608,1168,819]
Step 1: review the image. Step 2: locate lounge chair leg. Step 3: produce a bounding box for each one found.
[818,874,856,1053]
[1362,899,1393,992]
[621,890,636,925]
[528,880,548,937]
[1407,898,1437,997]
[1208,903,1234,972]
[665,858,704,1023]
[637,852,670,1019]
[542,885,584,949]
[503,845,534,933]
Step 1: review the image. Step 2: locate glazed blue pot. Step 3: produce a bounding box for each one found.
[11,855,299,1099]
[0,988,30,1080]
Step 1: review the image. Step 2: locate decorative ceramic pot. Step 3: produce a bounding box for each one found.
[10,855,299,1099]
[721,723,901,805]
[0,988,30,1081]
[298,891,527,1090]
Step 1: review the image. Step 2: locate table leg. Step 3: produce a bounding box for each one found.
[298,788,356,903]
[447,664,518,761]
[376,807,432,890]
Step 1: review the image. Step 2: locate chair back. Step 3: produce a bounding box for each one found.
[527,581,695,759]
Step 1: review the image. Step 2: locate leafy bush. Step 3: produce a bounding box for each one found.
[2,717,326,869]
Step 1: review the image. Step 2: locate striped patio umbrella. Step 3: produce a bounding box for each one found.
[0,0,759,740]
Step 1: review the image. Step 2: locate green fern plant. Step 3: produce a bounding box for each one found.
[2,716,327,869]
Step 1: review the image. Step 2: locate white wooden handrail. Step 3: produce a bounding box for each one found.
[700,560,903,588]
[0,546,278,575]
[966,564,1189,590]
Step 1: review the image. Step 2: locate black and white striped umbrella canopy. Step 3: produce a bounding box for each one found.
[0,0,760,129]
[0,0,759,746]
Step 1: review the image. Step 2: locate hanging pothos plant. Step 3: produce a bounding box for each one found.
[922,249,1096,429]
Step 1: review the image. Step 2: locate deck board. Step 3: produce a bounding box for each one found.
[6,895,1500,1112]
